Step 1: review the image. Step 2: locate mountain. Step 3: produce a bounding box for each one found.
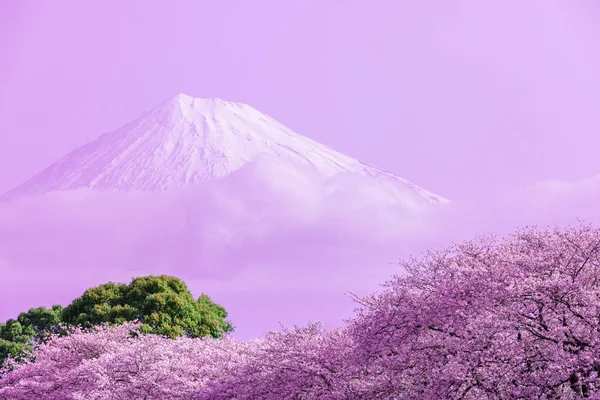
[1,93,449,204]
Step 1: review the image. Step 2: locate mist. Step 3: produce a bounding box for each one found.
[1,159,598,339]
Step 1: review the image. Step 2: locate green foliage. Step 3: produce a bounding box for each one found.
[1,275,233,372]
[61,275,233,339]
[0,338,28,364]
[17,305,64,341]
[0,305,64,372]
[197,293,233,338]
[0,319,32,364]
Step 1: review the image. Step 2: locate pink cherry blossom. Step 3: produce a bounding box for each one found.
[348,224,600,399]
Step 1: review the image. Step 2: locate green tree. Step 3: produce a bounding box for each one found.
[0,320,33,363]
[1,276,233,373]
[16,305,64,341]
[0,305,64,374]
[61,275,233,339]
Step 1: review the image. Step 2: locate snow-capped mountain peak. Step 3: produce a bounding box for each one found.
[1,94,449,204]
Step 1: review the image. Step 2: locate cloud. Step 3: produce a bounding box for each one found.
[0,160,599,339]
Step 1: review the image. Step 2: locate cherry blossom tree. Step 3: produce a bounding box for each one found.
[0,321,253,400]
[194,323,358,400]
[347,224,600,399]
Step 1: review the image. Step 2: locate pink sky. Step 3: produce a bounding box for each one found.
[1,0,600,201]
[1,1,600,340]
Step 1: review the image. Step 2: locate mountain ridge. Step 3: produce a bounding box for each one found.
[1,94,449,204]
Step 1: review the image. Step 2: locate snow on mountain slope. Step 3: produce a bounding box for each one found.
[1,93,449,204]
